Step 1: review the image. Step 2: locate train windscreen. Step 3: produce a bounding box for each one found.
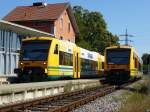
[20,40,51,61]
[106,48,131,64]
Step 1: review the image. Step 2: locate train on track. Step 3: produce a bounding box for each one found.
[104,45,143,84]
[14,37,104,82]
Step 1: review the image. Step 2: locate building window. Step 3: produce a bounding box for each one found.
[0,30,5,51]
[60,36,63,40]
[50,25,54,34]
[60,18,63,30]
[68,22,70,33]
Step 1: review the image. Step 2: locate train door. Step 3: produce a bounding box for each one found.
[77,52,80,78]
[73,48,77,78]
[47,40,59,78]
[98,56,101,77]
[131,50,136,77]
[76,53,79,78]
[73,47,80,78]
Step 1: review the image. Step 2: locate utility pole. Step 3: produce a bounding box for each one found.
[119,29,134,46]
[148,55,150,94]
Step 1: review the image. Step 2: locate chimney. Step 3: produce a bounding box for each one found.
[33,2,47,7]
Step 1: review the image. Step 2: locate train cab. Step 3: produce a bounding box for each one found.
[104,45,142,84]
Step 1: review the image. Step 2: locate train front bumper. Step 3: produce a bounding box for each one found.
[105,70,130,83]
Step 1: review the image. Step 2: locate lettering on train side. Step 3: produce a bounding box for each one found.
[88,53,93,59]
[68,48,72,52]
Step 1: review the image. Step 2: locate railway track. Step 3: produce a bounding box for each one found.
[0,82,132,112]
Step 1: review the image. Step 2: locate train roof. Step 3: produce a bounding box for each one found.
[22,36,53,41]
[106,45,139,55]
[23,36,76,44]
[106,45,133,50]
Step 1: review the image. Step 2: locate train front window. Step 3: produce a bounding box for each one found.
[107,49,130,64]
[21,40,51,61]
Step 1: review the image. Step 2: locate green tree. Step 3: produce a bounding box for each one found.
[73,6,119,54]
[142,53,150,74]
[142,53,149,65]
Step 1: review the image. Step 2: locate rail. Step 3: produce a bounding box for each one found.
[0,81,135,112]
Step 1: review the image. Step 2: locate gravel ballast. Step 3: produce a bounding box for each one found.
[73,90,126,112]
[73,80,145,112]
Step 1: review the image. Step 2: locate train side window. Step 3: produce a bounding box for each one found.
[54,44,58,54]
[80,58,98,72]
[133,53,135,60]
[135,57,138,68]
[59,51,73,66]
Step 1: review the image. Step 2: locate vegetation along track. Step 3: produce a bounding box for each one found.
[0,83,133,112]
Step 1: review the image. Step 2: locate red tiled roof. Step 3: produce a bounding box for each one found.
[3,3,68,21]
[3,3,79,33]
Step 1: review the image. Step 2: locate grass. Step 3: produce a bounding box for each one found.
[120,93,150,112]
[120,75,150,112]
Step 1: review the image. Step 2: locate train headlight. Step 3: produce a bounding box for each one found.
[43,62,47,65]
[20,62,23,65]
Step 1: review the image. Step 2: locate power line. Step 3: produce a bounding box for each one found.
[119,29,134,46]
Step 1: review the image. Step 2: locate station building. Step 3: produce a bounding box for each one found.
[3,2,78,43]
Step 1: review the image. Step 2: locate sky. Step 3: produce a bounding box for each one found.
[0,0,150,57]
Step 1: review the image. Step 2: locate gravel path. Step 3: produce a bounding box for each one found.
[73,90,126,112]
